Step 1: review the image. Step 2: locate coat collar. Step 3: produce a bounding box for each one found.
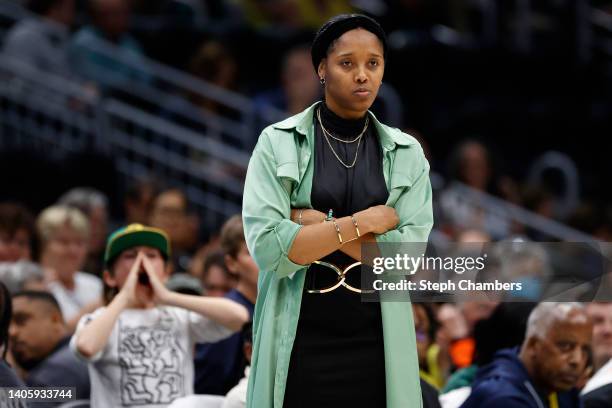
[271,102,416,151]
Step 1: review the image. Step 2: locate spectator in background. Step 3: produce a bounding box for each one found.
[581,336,612,408]
[437,298,498,371]
[195,215,257,395]
[585,302,612,372]
[460,302,591,408]
[161,40,244,173]
[0,261,46,294]
[9,291,90,400]
[70,223,248,407]
[521,186,556,240]
[489,237,551,302]
[439,140,520,239]
[149,188,199,272]
[57,187,109,277]
[0,203,35,262]
[254,45,320,116]
[522,186,555,219]
[199,249,237,297]
[187,41,239,117]
[440,303,536,408]
[71,0,151,89]
[222,321,253,408]
[436,228,499,370]
[583,373,612,408]
[0,282,27,407]
[2,0,76,78]
[186,236,220,280]
[37,205,103,329]
[413,302,451,389]
[165,272,203,296]
[124,177,159,225]
[456,229,490,244]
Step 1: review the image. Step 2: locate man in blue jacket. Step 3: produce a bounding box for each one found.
[461,302,592,408]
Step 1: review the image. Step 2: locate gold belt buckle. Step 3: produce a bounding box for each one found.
[306,260,375,294]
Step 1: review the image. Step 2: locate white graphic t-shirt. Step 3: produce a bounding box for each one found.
[70,306,233,408]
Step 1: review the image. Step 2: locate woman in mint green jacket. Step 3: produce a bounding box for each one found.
[242,14,433,408]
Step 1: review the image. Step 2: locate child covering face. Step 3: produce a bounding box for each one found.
[70,224,249,408]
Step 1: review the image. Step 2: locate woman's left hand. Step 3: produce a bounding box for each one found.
[291,208,326,226]
[142,255,172,305]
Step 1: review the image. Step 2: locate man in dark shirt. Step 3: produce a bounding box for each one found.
[194,215,257,395]
[461,302,591,408]
[9,291,89,403]
[2,0,75,79]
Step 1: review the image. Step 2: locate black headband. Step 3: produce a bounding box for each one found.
[311,14,387,73]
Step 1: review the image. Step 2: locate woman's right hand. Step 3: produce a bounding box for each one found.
[357,205,399,235]
[116,252,145,308]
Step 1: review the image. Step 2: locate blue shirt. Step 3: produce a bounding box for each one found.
[460,348,582,408]
[194,289,254,395]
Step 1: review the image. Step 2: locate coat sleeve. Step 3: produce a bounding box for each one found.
[376,145,434,245]
[242,130,305,279]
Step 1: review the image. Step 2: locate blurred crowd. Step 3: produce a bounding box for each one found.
[0,184,611,407]
[2,0,612,242]
[1,1,612,406]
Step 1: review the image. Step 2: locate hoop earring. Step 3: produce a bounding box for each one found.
[320,77,326,85]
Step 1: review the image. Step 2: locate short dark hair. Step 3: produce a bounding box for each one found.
[311,14,387,72]
[413,302,438,341]
[220,215,245,259]
[0,202,36,260]
[125,178,160,202]
[12,290,62,316]
[153,187,190,213]
[0,202,35,240]
[202,249,230,278]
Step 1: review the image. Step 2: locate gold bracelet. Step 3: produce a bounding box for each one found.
[343,236,359,244]
[351,215,361,238]
[331,219,343,244]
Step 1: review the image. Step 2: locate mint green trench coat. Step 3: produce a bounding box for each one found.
[242,103,433,408]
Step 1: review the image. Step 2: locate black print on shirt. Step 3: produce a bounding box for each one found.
[118,310,184,405]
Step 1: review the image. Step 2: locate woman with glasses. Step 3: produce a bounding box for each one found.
[243,14,433,408]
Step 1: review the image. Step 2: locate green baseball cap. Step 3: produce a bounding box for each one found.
[104,223,171,266]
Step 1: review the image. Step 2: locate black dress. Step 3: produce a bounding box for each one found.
[283,102,388,407]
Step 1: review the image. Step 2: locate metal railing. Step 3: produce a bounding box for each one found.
[0,55,244,232]
[1,53,597,242]
[434,181,597,243]
[0,0,600,243]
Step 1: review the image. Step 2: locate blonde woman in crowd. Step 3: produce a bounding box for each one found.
[37,205,103,330]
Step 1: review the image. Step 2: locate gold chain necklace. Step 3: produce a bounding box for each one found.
[317,107,369,169]
[317,107,369,143]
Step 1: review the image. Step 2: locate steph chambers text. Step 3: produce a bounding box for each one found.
[372,279,522,292]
